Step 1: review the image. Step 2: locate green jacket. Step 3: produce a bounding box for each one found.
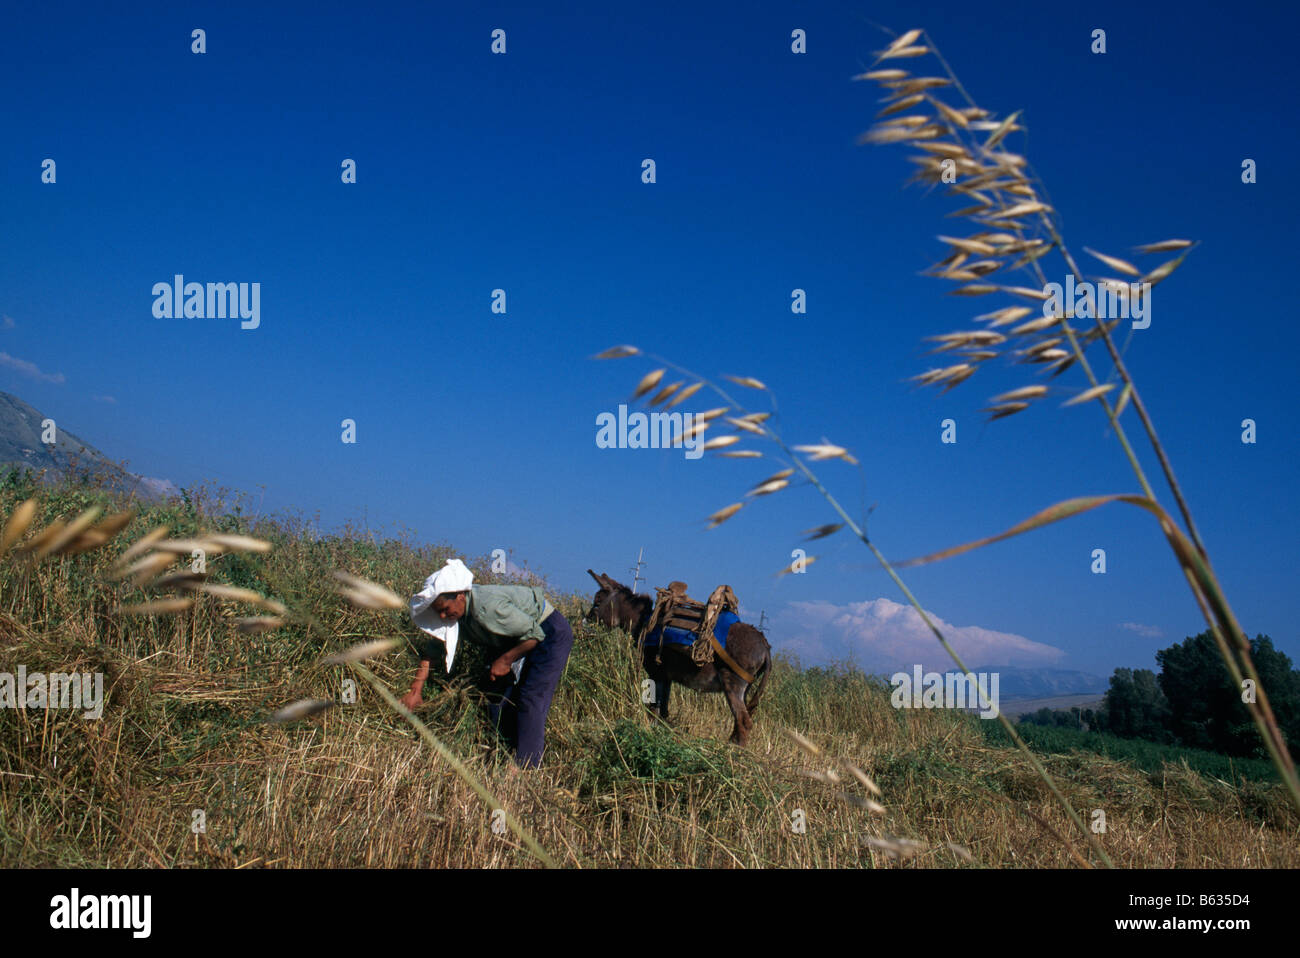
[457,585,555,656]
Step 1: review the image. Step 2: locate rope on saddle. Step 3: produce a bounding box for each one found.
[693,584,738,666]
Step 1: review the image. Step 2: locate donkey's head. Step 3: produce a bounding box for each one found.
[586,569,653,636]
[585,569,613,623]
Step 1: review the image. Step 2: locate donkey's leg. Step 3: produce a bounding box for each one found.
[657,677,673,721]
[643,657,670,725]
[717,669,753,746]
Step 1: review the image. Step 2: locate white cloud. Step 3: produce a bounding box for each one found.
[92,395,117,404]
[769,597,1065,672]
[1119,621,1162,638]
[1,315,14,330]
[0,351,64,384]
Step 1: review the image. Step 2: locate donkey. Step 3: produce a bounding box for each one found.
[586,570,771,746]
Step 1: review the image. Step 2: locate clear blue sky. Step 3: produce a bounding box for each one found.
[2,0,1296,678]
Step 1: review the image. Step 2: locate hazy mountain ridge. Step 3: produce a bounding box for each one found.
[0,391,177,499]
[975,666,1108,700]
[884,666,1109,700]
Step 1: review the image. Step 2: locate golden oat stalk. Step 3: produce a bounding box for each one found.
[859,26,1298,810]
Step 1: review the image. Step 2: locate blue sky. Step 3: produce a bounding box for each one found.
[2,0,1297,679]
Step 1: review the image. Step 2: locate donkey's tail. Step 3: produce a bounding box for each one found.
[744,650,772,717]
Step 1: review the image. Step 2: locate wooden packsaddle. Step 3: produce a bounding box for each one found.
[639,581,752,681]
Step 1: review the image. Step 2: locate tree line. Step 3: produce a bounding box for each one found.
[1019,630,1300,759]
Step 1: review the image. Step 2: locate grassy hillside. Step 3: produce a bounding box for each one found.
[0,472,1295,868]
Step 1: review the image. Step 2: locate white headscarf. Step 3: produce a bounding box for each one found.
[410,558,475,672]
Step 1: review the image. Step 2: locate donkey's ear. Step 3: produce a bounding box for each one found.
[588,569,604,585]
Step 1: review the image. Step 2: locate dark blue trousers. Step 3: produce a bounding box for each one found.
[485,611,574,768]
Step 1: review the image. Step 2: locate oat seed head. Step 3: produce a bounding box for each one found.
[203,533,273,554]
[117,551,175,586]
[114,526,170,566]
[1133,239,1193,254]
[784,728,823,756]
[777,555,817,576]
[268,699,335,724]
[321,638,401,665]
[663,381,704,408]
[802,523,844,540]
[648,380,684,407]
[706,502,744,529]
[117,597,195,616]
[0,499,39,556]
[990,385,1048,403]
[702,435,742,451]
[235,616,286,634]
[593,345,640,359]
[746,477,790,497]
[844,761,884,796]
[332,571,405,610]
[632,368,666,400]
[1061,383,1116,407]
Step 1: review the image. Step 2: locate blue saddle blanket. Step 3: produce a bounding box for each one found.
[644,610,740,650]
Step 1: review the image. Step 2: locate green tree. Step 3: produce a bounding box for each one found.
[1098,667,1172,743]
[1247,636,1300,758]
[1157,631,1299,759]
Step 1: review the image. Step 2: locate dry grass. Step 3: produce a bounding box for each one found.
[0,476,1295,868]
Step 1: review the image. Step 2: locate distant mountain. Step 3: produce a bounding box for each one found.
[0,391,177,499]
[974,666,1109,701]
